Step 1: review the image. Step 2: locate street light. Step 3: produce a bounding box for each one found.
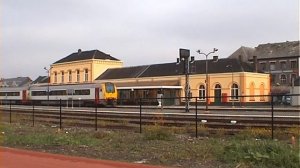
[226,64,234,107]
[196,48,218,112]
[177,49,194,112]
[44,67,52,106]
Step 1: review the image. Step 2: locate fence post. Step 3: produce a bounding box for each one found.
[9,100,12,124]
[195,97,198,138]
[32,101,35,127]
[271,95,274,140]
[139,98,142,133]
[95,103,98,131]
[60,99,62,130]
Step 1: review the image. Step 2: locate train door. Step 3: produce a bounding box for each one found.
[22,90,27,103]
[95,88,99,104]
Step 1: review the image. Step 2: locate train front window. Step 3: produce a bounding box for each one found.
[105,83,115,93]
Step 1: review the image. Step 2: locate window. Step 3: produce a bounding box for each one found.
[84,69,88,82]
[68,70,72,82]
[271,74,276,83]
[259,83,265,101]
[31,91,47,96]
[291,60,297,69]
[280,61,286,70]
[199,85,205,100]
[260,63,266,71]
[231,83,239,100]
[50,90,66,96]
[270,62,276,71]
[105,83,115,93]
[74,89,90,95]
[280,74,287,84]
[76,70,80,82]
[0,92,20,96]
[61,71,64,83]
[54,72,57,83]
[291,74,297,83]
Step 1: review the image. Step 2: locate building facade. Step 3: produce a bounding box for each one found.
[49,49,123,84]
[229,41,300,94]
[291,77,300,106]
[97,59,270,105]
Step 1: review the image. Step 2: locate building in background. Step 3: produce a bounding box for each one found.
[49,49,123,84]
[0,77,32,88]
[97,58,270,106]
[229,41,300,95]
[291,77,300,106]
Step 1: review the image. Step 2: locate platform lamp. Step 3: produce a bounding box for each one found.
[44,67,51,106]
[196,48,218,112]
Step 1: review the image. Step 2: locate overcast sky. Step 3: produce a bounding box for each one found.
[1,0,299,80]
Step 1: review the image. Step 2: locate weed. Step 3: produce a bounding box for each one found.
[143,124,174,140]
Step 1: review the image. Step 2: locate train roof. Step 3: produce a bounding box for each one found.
[29,83,105,90]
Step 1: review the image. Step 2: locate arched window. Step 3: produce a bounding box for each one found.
[231,83,239,100]
[249,82,255,101]
[199,85,205,100]
[280,74,287,84]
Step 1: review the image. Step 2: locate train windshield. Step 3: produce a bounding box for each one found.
[105,83,115,93]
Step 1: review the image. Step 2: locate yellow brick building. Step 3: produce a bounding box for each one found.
[97,59,270,105]
[49,49,123,84]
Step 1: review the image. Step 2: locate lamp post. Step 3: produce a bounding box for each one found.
[44,67,51,106]
[226,64,234,107]
[177,49,194,112]
[196,48,218,112]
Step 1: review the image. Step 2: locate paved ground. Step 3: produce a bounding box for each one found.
[0,147,165,168]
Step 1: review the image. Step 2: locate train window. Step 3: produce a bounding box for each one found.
[105,83,115,93]
[50,90,67,95]
[0,92,20,96]
[31,91,47,96]
[74,89,90,95]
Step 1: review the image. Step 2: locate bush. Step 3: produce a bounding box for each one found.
[143,125,174,141]
[218,139,299,168]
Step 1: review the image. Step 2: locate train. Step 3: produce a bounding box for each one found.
[0,82,118,107]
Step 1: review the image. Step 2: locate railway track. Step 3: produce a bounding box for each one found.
[1,107,299,131]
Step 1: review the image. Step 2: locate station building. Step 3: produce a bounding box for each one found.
[96,58,271,106]
[44,49,271,106]
[49,49,123,84]
[291,77,300,106]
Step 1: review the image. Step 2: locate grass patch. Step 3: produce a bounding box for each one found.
[1,122,299,168]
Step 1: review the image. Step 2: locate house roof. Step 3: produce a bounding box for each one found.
[32,76,49,84]
[0,77,32,87]
[251,41,299,60]
[228,46,255,62]
[97,58,255,80]
[53,49,120,64]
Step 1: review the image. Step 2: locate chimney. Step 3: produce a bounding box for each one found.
[213,56,218,62]
[78,49,82,54]
[253,56,258,72]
